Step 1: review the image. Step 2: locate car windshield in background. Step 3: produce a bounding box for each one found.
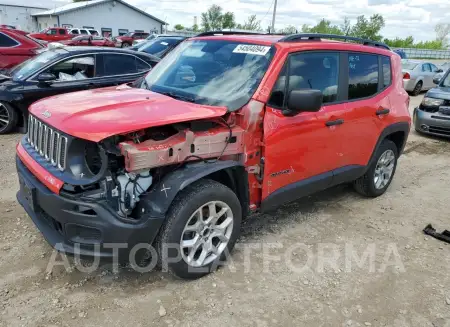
[402,61,418,70]
[144,40,275,111]
[441,72,450,88]
[138,38,183,57]
[10,50,62,81]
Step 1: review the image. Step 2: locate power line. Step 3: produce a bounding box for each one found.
[260,0,275,22]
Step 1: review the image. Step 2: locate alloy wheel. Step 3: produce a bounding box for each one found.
[0,103,10,132]
[180,201,234,267]
[374,149,395,189]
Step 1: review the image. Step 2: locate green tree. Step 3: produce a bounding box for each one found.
[201,4,223,31]
[350,14,385,41]
[192,24,199,32]
[222,12,236,29]
[174,24,184,31]
[302,19,343,35]
[281,25,298,34]
[242,15,261,31]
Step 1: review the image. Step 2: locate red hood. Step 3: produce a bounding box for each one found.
[29,85,228,142]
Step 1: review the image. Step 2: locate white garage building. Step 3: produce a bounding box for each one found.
[0,0,57,32]
[32,0,167,36]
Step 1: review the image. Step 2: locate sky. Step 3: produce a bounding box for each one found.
[50,0,450,41]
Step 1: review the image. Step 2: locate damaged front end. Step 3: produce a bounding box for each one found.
[59,117,246,218]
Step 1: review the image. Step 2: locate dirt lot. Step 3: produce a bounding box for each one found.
[1,94,449,327]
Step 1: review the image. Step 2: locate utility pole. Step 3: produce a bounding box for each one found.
[271,0,277,33]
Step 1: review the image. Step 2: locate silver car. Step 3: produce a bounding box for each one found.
[402,59,443,96]
[413,70,450,138]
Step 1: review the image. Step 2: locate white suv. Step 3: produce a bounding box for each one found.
[69,28,100,36]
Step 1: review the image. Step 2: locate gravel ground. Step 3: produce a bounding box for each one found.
[1,93,450,327]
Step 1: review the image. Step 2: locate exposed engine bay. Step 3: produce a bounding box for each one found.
[64,118,246,218]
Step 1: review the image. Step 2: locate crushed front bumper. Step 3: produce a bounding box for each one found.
[413,107,450,138]
[16,156,165,262]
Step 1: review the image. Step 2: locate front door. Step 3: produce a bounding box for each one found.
[21,54,98,110]
[261,51,347,209]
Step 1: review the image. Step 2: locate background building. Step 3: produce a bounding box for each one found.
[0,0,57,32]
[32,0,166,36]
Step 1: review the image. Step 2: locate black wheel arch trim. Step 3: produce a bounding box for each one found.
[366,121,410,170]
[141,160,249,219]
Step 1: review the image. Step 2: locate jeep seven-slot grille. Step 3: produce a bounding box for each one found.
[27,115,68,171]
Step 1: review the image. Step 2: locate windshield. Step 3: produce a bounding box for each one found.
[10,50,61,80]
[138,38,182,57]
[441,72,450,88]
[144,40,275,111]
[402,61,418,70]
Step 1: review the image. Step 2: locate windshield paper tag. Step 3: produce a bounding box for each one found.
[233,44,271,56]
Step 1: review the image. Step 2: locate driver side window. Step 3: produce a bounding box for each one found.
[268,52,339,108]
[45,56,96,81]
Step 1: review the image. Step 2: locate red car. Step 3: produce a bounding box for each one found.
[59,35,115,47]
[28,27,74,42]
[114,31,149,47]
[0,28,44,70]
[0,25,29,36]
[16,32,411,279]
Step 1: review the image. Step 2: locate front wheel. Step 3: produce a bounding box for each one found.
[156,179,242,279]
[354,139,398,197]
[121,42,130,48]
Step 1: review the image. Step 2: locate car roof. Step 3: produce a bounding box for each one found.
[45,46,159,61]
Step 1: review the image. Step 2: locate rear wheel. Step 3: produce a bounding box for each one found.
[411,81,422,96]
[121,42,130,48]
[0,102,18,134]
[354,139,398,197]
[156,179,242,279]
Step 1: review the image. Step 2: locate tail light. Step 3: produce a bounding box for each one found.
[403,72,410,80]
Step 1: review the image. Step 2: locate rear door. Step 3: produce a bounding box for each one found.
[422,63,433,89]
[94,53,151,87]
[339,53,392,170]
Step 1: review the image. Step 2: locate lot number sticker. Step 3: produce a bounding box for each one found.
[233,44,271,56]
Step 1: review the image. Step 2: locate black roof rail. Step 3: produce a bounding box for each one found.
[195,30,268,37]
[279,33,390,50]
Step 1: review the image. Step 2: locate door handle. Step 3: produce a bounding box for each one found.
[325,119,344,127]
[376,108,390,115]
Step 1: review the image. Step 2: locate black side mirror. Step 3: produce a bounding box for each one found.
[284,89,323,116]
[436,69,443,73]
[37,72,57,84]
[433,77,441,85]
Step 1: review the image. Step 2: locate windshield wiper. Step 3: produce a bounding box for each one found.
[158,91,197,103]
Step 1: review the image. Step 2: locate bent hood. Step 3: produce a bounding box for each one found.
[29,85,228,142]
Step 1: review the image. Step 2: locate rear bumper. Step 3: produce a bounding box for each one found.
[16,155,165,261]
[413,107,450,137]
[403,79,417,92]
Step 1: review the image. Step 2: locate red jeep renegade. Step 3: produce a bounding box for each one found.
[16,32,411,279]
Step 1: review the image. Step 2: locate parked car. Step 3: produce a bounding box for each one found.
[393,49,407,59]
[434,61,450,81]
[413,69,450,137]
[134,36,186,58]
[0,46,159,134]
[132,34,180,46]
[58,35,115,47]
[402,59,443,95]
[113,31,150,48]
[28,27,74,42]
[68,28,100,36]
[0,28,45,71]
[16,32,410,279]
[0,25,29,36]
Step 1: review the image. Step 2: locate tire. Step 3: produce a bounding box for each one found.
[411,81,422,96]
[354,139,398,197]
[121,42,130,48]
[156,179,242,279]
[0,101,18,134]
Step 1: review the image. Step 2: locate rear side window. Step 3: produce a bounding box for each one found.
[80,30,88,35]
[0,32,19,47]
[101,54,140,76]
[381,56,391,88]
[71,29,79,35]
[348,53,378,100]
[136,57,151,72]
[422,64,431,72]
[268,52,339,107]
[58,29,65,35]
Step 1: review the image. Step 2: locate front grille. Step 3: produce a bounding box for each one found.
[428,125,450,136]
[27,115,68,171]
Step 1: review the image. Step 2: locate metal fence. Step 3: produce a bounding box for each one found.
[393,48,450,59]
